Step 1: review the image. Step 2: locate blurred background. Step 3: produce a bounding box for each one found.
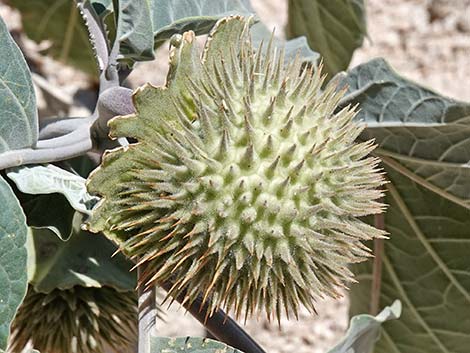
[0,0,468,352]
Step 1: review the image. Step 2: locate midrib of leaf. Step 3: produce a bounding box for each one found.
[383,255,451,353]
[379,155,470,209]
[37,0,68,37]
[0,79,32,144]
[386,182,470,303]
[376,149,470,169]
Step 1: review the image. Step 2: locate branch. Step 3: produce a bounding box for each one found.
[160,282,266,353]
[36,125,92,149]
[138,265,156,353]
[39,116,91,140]
[0,137,93,170]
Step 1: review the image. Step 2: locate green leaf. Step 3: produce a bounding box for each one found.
[287,0,366,78]
[250,22,319,65]
[21,193,76,241]
[344,59,470,352]
[152,0,254,45]
[115,0,155,62]
[0,15,37,152]
[7,164,99,215]
[8,0,98,75]
[27,225,135,293]
[0,176,28,350]
[150,337,244,353]
[327,301,401,353]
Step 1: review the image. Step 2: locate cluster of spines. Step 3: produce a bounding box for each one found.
[98,25,385,322]
[9,286,137,353]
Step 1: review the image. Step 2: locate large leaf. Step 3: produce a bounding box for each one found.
[327,301,401,353]
[0,176,28,350]
[150,337,244,353]
[287,0,366,78]
[7,164,98,215]
[0,15,37,153]
[20,193,76,241]
[152,0,253,45]
[115,0,318,65]
[250,22,319,65]
[27,226,135,293]
[8,0,98,75]
[344,59,470,352]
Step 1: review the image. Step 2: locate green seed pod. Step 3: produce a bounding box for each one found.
[87,16,386,321]
[9,286,137,353]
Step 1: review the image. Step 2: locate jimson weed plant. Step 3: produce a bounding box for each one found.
[0,1,468,353]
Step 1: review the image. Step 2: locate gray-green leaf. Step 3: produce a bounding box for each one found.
[27,226,135,293]
[327,301,401,353]
[152,0,254,45]
[251,22,319,65]
[7,164,99,215]
[150,337,244,353]
[0,176,28,350]
[287,0,366,78]
[344,58,470,352]
[0,15,37,153]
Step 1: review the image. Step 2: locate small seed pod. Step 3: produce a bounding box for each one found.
[87,16,386,322]
[9,286,137,353]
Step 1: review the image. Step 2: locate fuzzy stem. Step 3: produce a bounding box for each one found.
[371,212,385,315]
[138,265,156,353]
[160,282,266,353]
[0,136,93,170]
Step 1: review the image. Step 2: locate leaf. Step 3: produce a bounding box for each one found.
[8,0,98,75]
[287,0,366,78]
[124,0,318,64]
[0,176,28,350]
[20,193,76,241]
[27,225,135,293]
[344,58,470,352]
[250,22,319,65]
[150,337,244,353]
[327,301,401,353]
[340,58,470,207]
[0,15,37,153]
[152,0,254,45]
[7,164,99,215]
[115,0,155,63]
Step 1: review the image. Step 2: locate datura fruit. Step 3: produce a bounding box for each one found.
[9,286,137,353]
[87,16,386,321]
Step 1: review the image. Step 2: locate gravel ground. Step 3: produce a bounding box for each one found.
[1,0,468,352]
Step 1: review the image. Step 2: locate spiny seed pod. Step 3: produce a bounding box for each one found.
[87,16,386,321]
[9,286,137,353]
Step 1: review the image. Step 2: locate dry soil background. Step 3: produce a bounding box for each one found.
[0,0,469,352]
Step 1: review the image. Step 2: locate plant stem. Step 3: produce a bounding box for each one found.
[0,137,93,170]
[138,265,156,353]
[160,282,266,353]
[371,212,385,315]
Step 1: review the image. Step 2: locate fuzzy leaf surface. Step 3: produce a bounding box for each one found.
[343,59,470,352]
[7,164,98,215]
[27,227,135,293]
[327,301,401,353]
[150,337,244,353]
[287,0,366,77]
[0,16,37,153]
[152,0,254,45]
[0,176,28,350]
